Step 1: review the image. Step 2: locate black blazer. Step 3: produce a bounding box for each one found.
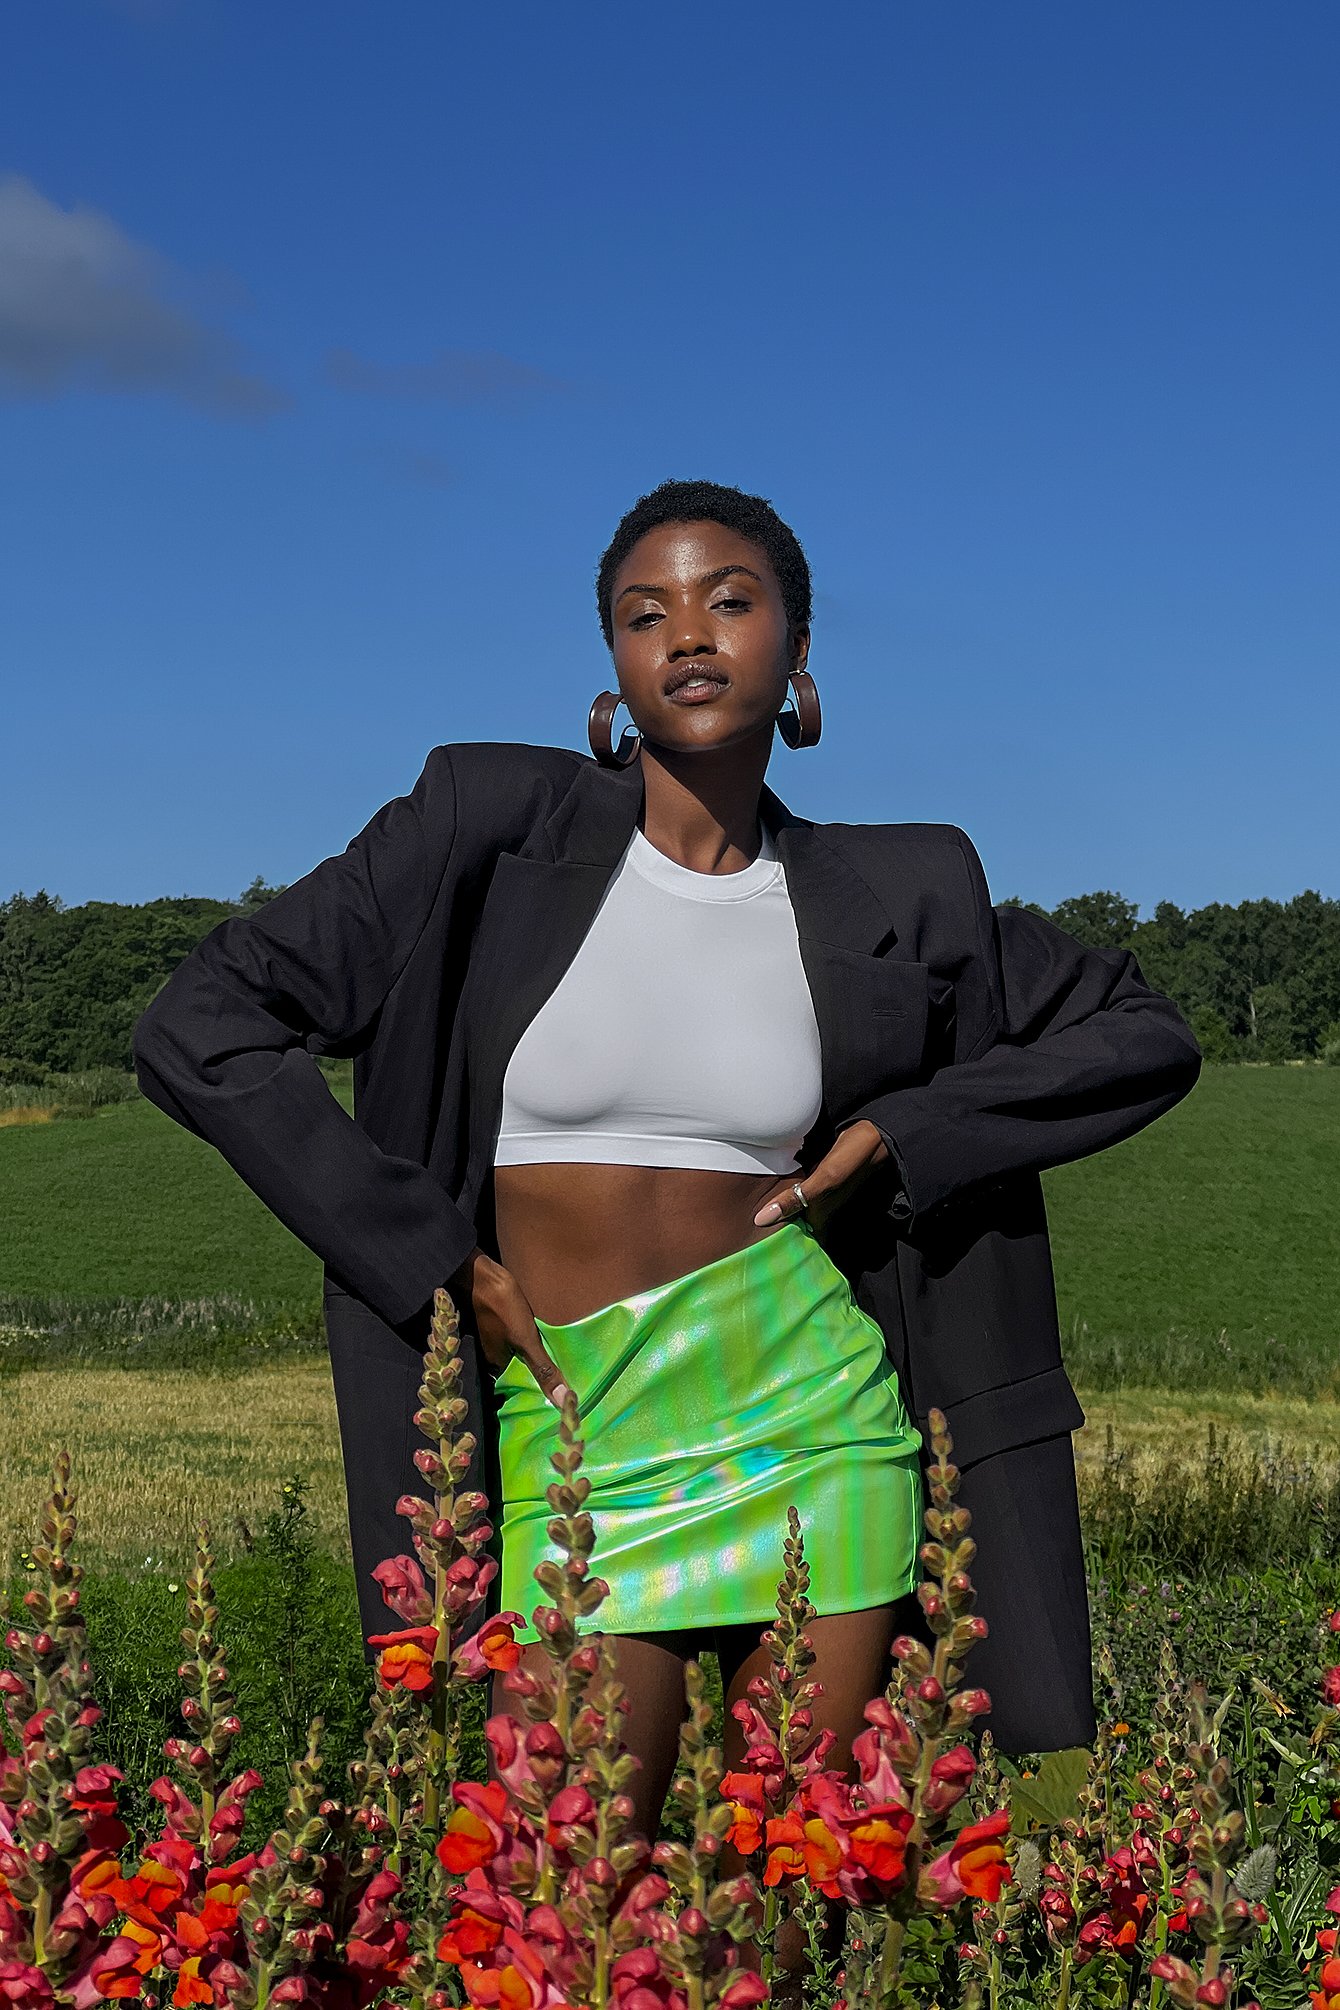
[131,742,1202,1753]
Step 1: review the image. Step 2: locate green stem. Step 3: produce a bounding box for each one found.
[762,1887,779,1983]
[877,1914,905,2007]
[424,1546,450,1833]
[1054,1943,1073,2010]
[32,1883,50,1969]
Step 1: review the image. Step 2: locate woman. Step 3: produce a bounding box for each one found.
[132,479,1202,1834]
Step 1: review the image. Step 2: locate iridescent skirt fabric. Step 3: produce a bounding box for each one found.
[495,1219,924,1638]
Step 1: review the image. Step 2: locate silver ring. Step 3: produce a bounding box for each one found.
[790,1182,808,1212]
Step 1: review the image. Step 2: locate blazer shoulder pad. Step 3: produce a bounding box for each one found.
[438,740,586,856]
[820,818,990,896]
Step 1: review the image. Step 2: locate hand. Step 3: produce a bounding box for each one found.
[447,1248,569,1410]
[752,1119,891,1232]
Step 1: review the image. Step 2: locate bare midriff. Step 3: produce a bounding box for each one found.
[492,1163,790,1327]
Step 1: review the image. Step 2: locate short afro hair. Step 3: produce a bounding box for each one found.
[596,479,812,650]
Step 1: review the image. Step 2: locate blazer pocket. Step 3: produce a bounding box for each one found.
[818,949,935,1114]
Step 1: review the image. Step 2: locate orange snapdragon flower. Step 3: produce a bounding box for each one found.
[475,1616,522,1672]
[368,1624,440,1692]
[437,1781,511,1875]
[172,1957,213,2007]
[719,1771,766,1855]
[849,1807,913,1888]
[1312,1953,1340,2010]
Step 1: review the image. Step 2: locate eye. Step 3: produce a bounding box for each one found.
[712,596,751,613]
[627,609,662,629]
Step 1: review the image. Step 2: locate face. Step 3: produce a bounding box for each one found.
[608,520,809,756]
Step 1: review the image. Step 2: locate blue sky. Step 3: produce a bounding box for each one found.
[2,0,1336,914]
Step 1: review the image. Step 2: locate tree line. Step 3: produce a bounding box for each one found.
[2,874,1338,1076]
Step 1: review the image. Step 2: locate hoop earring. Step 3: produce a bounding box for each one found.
[588,689,642,768]
[776,668,821,748]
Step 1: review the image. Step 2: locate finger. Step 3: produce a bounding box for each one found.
[753,1176,810,1227]
[515,1333,569,1410]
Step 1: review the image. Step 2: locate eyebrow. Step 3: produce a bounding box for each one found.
[615,563,764,605]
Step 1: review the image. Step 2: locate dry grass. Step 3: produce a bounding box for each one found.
[1074,1388,1340,1481]
[3,1361,348,1574]
[7,1362,1340,1576]
[0,1107,56,1128]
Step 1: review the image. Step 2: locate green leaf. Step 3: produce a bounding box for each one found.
[1007,1747,1091,1834]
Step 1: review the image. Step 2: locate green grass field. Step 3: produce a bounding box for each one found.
[3,1064,1336,1389]
[2,1063,1337,1573]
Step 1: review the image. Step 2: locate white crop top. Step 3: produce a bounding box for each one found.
[494,822,824,1175]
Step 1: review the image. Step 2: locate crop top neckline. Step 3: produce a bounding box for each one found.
[626,822,781,903]
[493,811,822,1177]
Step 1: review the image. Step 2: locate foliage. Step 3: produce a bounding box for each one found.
[6,867,1340,1076]
[4,1288,1340,2006]
[999,884,1340,1060]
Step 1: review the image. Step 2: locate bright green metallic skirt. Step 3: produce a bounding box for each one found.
[494,1219,924,1639]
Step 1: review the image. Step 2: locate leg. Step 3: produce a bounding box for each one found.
[717,1594,922,1781]
[716,1596,922,1985]
[490,1629,696,1841]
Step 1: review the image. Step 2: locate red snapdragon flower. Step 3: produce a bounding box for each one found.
[0,1963,56,2009]
[922,1809,1013,1905]
[371,1554,434,1624]
[454,1615,527,1682]
[367,1625,439,1691]
[67,1764,130,1854]
[719,1771,766,1855]
[438,1781,512,1875]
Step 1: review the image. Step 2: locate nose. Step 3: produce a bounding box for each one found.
[666,590,719,663]
[666,600,716,660]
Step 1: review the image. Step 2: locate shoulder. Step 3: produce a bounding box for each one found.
[411,740,587,852]
[816,817,990,902]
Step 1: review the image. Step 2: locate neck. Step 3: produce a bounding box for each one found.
[637,730,773,874]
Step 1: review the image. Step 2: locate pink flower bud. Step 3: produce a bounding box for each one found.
[955,1688,992,1719]
[916,1676,944,1705]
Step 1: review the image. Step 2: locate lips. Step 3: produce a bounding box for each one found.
[664,667,730,700]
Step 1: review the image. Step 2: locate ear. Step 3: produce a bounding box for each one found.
[790,624,811,677]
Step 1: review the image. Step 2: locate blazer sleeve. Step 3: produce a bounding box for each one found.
[841,829,1203,1229]
[130,743,480,1327]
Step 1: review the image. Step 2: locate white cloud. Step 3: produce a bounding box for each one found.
[0,174,288,416]
[326,345,566,407]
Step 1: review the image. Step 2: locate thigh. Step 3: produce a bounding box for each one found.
[490,1630,697,1841]
[717,1593,922,1779]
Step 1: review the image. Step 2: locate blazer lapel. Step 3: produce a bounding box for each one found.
[763,787,933,1124]
[460,756,932,1200]
[456,759,636,1197]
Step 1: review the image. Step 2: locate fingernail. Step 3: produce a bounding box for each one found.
[754,1202,780,1225]
[549,1383,570,1411]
